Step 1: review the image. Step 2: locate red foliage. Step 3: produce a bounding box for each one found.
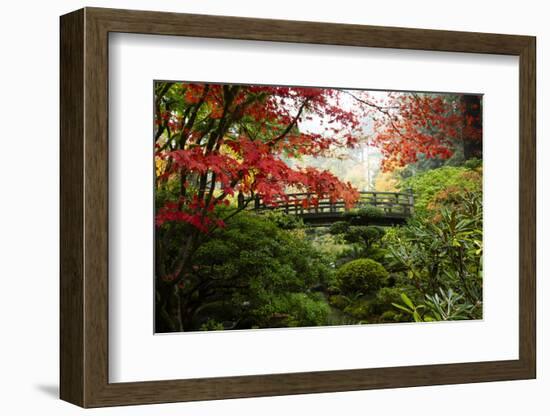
[154,83,362,232]
[155,84,481,232]
[361,92,482,171]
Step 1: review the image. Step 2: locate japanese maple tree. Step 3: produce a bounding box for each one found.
[154,82,363,330]
[346,91,482,171]
[153,82,482,331]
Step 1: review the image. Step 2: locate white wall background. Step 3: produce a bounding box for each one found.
[0,0,546,414]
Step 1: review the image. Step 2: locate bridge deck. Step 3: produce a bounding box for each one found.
[244,191,414,227]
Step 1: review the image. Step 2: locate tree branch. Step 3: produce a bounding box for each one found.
[267,98,311,146]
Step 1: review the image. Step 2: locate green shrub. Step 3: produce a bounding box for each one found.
[279,293,331,327]
[399,165,481,215]
[328,294,350,310]
[344,299,373,320]
[344,226,385,247]
[370,286,420,315]
[379,310,402,323]
[355,205,384,218]
[343,205,384,222]
[253,292,331,328]
[366,247,389,264]
[375,287,404,307]
[326,285,341,295]
[263,211,304,229]
[329,221,350,235]
[335,259,389,295]
[376,286,419,306]
[387,190,483,312]
[463,158,482,169]
[199,319,225,331]
[183,211,335,330]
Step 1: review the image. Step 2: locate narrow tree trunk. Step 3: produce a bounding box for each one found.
[462,94,482,160]
[155,283,181,332]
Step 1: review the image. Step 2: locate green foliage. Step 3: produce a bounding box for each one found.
[463,158,482,170]
[374,286,404,306]
[392,293,426,322]
[392,288,479,322]
[343,299,372,321]
[328,294,351,310]
[329,222,388,266]
[346,226,385,247]
[262,211,304,230]
[387,190,482,320]
[199,319,225,331]
[360,248,387,265]
[343,205,384,221]
[307,230,348,266]
[379,310,402,323]
[330,223,385,248]
[329,221,350,236]
[186,211,334,330]
[250,293,329,328]
[259,293,331,327]
[335,259,389,295]
[398,153,447,178]
[424,288,480,321]
[399,165,481,215]
[160,162,483,331]
[372,286,418,315]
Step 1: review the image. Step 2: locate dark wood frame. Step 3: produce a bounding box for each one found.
[60,7,536,408]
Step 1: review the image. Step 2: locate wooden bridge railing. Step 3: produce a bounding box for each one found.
[240,190,414,219]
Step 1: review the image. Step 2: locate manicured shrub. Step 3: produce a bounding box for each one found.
[329,221,349,235]
[335,259,389,295]
[342,205,384,223]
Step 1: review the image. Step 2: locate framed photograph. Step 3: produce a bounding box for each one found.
[60,7,536,408]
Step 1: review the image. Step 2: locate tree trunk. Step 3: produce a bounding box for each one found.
[462,94,482,160]
[155,282,182,332]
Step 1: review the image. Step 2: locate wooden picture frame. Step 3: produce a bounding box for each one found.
[60,7,536,408]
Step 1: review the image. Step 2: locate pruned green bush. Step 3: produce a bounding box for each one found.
[343,205,384,222]
[329,221,350,235]
[335,259,389,295]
